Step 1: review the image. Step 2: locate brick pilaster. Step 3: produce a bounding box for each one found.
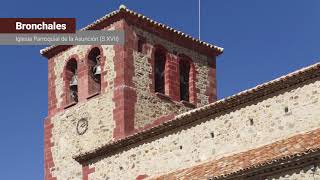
[165,54,180,101]
[48,59,58,116]
[44,118,56,180]
[112,20,137,139]
[76,55,87,102]
[206,57,217,103]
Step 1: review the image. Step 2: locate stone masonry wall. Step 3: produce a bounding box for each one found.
[132,26,215,129]
[89,77,320,180]
[48,44,116,179]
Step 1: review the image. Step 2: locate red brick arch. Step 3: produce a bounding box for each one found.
[151,44,168,95]
[84,45,107,98]
[62,54,80,108]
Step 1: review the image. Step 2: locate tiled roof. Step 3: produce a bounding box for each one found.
[74,62,320,164]
[150,127,320,180]
[40,5,223,58]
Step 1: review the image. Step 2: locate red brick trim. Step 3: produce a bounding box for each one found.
[165,54,179,101]
[44,118,56,180]
[149,46,198,105]
[97,46,108,93]
[206,58,217,103]
[155,92,172,102]
[136,174,148,180]
[112,20,137,139]
[82,165,95,180]
[48,59,58,116]
[151,44,168,95]
[61,55,81,107]
[84,45,107,97]
[151,127,320,180]
[178,54,197,105]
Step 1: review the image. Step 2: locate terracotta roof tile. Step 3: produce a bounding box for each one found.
[40,5,223,58]
[150,128,320,179]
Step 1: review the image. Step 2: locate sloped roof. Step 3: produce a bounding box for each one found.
[40,5,223,58]
[74,62,320,164]
[150,127,320,179]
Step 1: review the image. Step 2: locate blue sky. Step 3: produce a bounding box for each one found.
[0,0,319,179]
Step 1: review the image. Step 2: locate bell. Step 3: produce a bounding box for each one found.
[92,64,101,76]
[70,90,78,102]
[69,74,78,87]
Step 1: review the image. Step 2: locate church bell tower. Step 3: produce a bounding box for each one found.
[42,5,223,180]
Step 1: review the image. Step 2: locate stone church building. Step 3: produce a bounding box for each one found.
[41,5,320,180]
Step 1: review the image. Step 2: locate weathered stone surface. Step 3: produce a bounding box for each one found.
[90,78,320,179]
[47,22,218,179]
[50,44,116,179]
[132,26,213,128]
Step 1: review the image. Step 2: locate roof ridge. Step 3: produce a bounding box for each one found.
[40,5,223,56]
